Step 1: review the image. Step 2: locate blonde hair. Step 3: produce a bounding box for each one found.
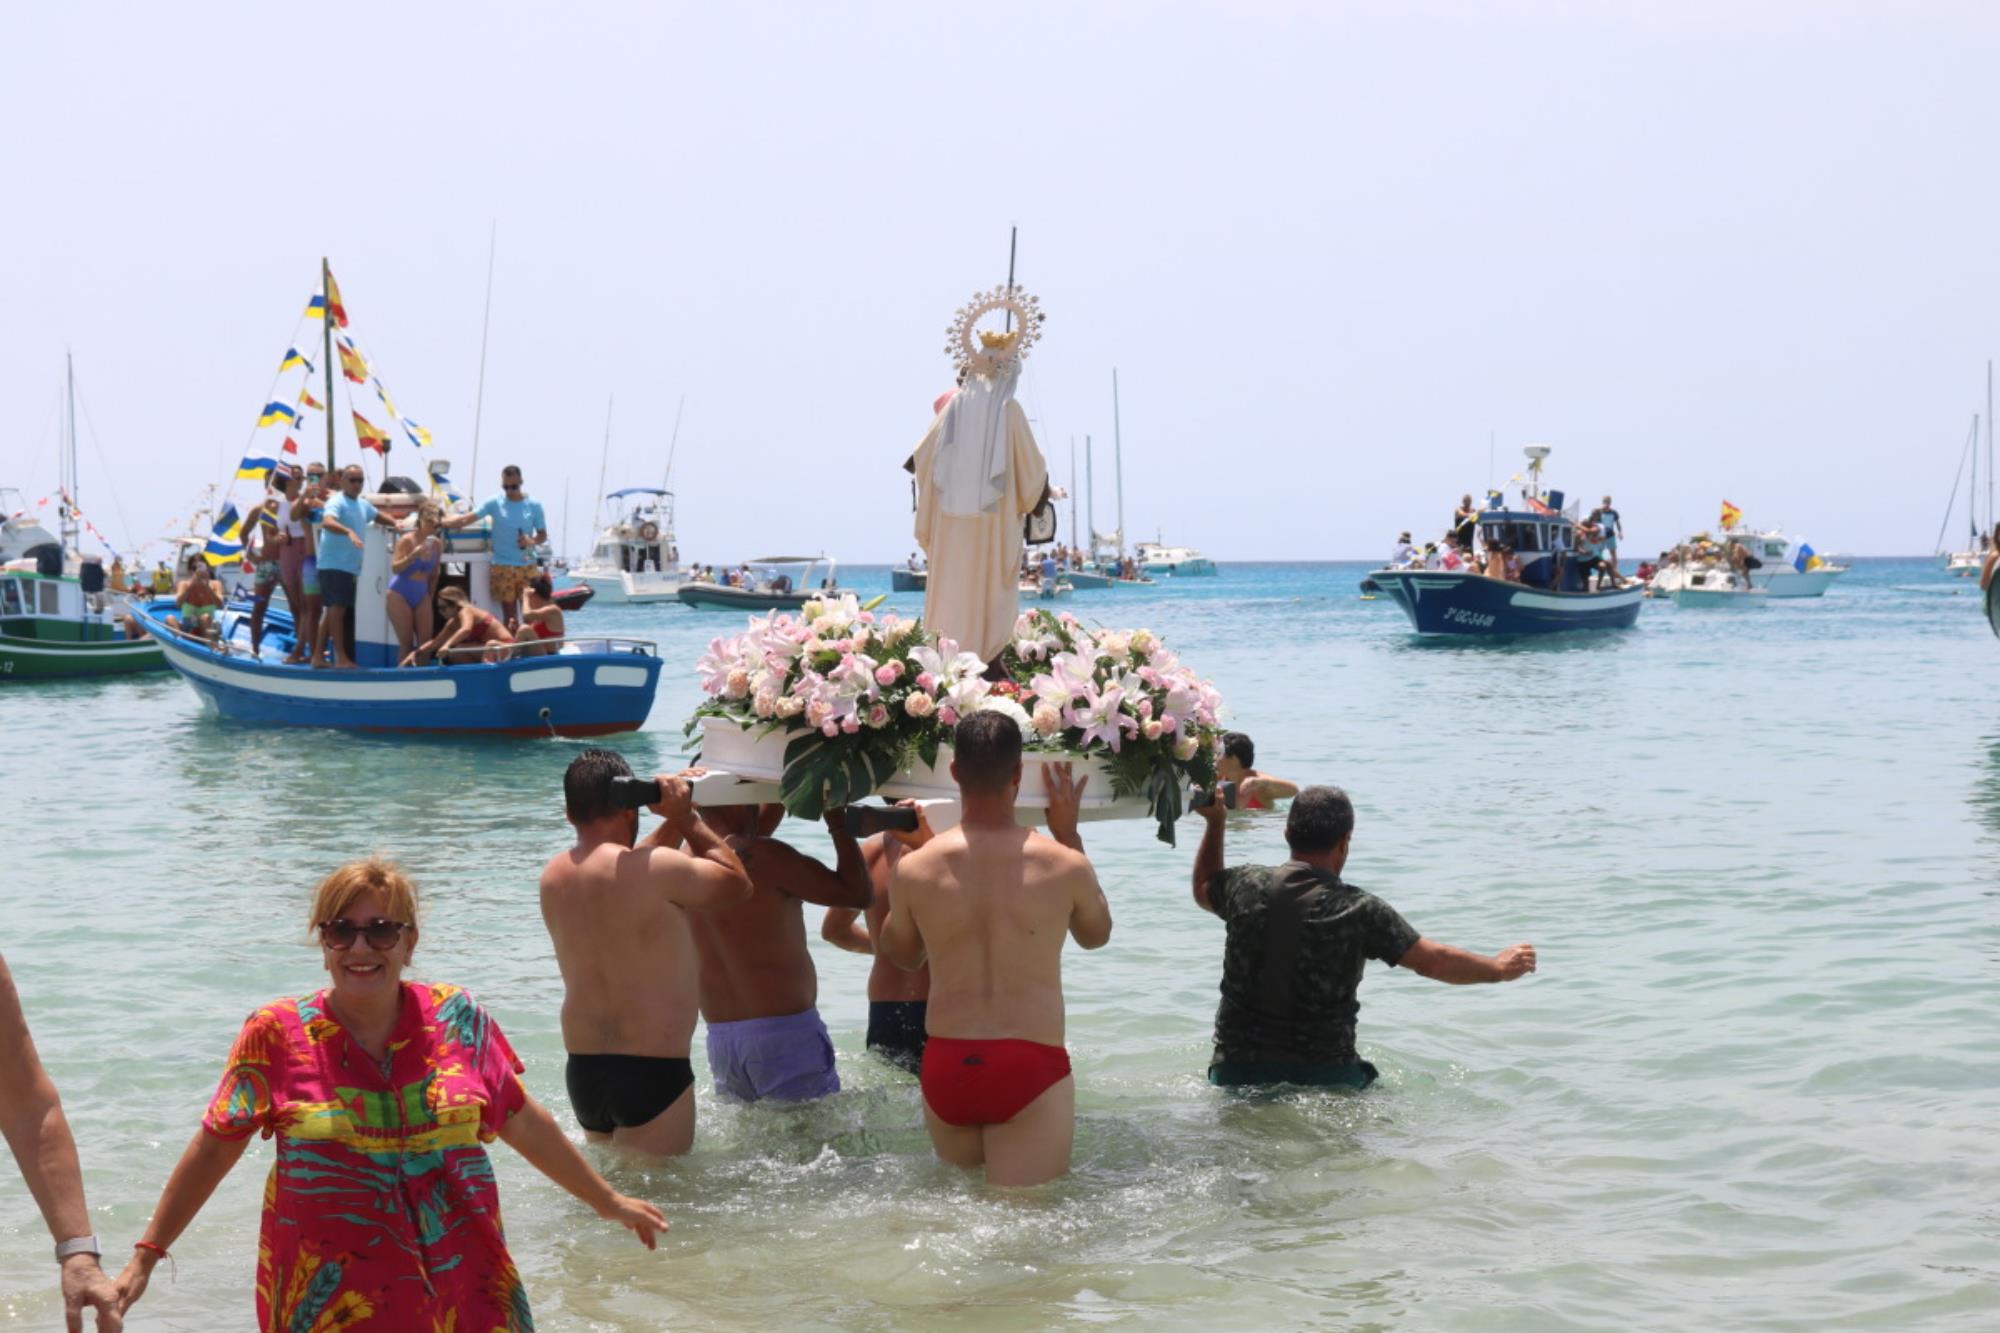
[308,856,419,929]
[416,501,442,527]
[437,586,469,612]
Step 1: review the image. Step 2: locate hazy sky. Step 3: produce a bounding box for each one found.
[5,1,1999,562]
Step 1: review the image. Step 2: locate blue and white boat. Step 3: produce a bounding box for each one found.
[1370,446,1644,638]
[135,495,661,736]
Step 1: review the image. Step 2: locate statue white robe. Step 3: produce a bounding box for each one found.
[912,380,1047,663]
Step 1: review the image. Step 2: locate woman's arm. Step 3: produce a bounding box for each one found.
[496,1097,666,1248]
[389,533,419,573]
[114,1129,250,1312]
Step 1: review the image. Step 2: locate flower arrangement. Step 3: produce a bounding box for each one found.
[688,595,1224,843]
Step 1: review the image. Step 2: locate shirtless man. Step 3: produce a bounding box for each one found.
[881,711,1111,1187]
[1215,732,1300,811]
[539,750,753,1155]
[821,801,935,1073]
[685,803,873,1102]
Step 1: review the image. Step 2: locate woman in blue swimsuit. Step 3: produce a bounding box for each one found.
[387,501,445,665]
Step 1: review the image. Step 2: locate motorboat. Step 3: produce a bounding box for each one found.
[1135,541,1216,577]
[678,556,849,612]
[891,565,927,593]
[134,491,660,736]
[1368,446,1643,637]
[0,554,165,678]
[1020,575,1072,600]
[571,487,682,603]
[1669,570,1768,608]
[551,583,595,612]
[1649,525,1847,598]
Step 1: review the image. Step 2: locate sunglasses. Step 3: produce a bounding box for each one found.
[317,918,412,950]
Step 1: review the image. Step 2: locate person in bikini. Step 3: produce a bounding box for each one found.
[539,750,753,1155]
[683,802,873,1102]
[386,501,444,665]
[169,556,223,644]
[240,494,283,657]
[880,712,1110,1187]
[821,801,936,1074]
[1214,732,1300,811]
[279,466,324,665]
[514,572,565,657]
[405,586,514,664]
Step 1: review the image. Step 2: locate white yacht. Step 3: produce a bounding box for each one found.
[571,487,682,604]
[1134,540,1216,577]
[1649,526,1847,599]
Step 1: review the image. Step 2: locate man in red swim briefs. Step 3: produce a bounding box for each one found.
[880,711,1111,1186]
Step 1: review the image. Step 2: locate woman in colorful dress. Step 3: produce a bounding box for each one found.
[113,857,666,1328]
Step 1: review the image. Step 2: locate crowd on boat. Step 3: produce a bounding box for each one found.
[2,720,1539,1329]
[1389,492,1629,591]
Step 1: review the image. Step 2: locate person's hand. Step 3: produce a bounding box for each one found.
[62,1253,122,1331]
[597,1192,669,1249]
[892,799,934,849]
[1197,787,1229,825]
[112,1250,158,1318]
[823,806,849,838]
[518,531,532,549]
[1496,943,1537,980]
[649,773,695,827]
[1041,762,1086,844]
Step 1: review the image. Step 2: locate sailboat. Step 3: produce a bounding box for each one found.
[137,262,662,735]
[1107,369,1213,578]
[1941,364,1994,576]
[0,355,166,678]
[571,395,686,603]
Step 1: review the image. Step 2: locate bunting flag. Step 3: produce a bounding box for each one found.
[337,339,369,384]
[352,410,390,454]
[325,270,349,327]
[257,401,298,428]
[279,347,313,373]
[373,378,399,419]
[236,456,278,482]
[430,467,463,502]
[1720,500,1743,529]
[272,459,297,486]
[1794,543,1822,572]
[305,294,328,322]
[402,417,433,449]
[203,536,244,567]
[212,504,243,542]
[281,436,300,456]
[298,385,324,412]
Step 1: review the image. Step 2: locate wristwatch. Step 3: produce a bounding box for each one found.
[54,1235,101,1262]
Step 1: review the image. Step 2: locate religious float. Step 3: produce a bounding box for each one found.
[686,281,1224,840]
[1370,446,1644,637]
[135,262,661,735]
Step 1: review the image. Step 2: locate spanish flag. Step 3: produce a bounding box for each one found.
[257,401,298,428]
[1720,500,1743,529]
[325,270,349,328]
[338,339,369,385]
[352,410,390,455]
[305,294,328,322]
[278,347,313,373]
[298,386,324,412]
[235,455,277,482]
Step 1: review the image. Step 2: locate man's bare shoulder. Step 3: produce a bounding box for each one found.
[896,828,968,881]
[1025,829,1094,874]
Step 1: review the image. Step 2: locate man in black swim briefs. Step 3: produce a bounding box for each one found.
[539,750,752,1155]
[1190,784,1538,1090]
[822,801,937,1073]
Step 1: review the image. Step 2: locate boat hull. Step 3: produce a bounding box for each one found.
[1370,570,1643,636]
[574,568,681,604]
[1140,558,1217,577]
[678,585,839,612]
[1671,587,1767,608]
[890,569,927,592]
[133,603,660,736]
[0,630,166,679]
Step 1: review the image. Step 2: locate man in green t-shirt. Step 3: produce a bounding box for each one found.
[1190,786,1537,1089]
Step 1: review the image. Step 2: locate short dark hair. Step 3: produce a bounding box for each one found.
[952,710,1022,791]
[564,747,633,821]
[1221,731,1255,769]
[502,465,523,480]
[1285,785,1354,855]
[531,572,553,597]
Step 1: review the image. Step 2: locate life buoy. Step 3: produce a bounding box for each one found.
[639,522,660,542]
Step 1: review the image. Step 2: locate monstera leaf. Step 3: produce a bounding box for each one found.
[779,732,901,821]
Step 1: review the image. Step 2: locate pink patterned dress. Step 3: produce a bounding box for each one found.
[203,981,533,1331]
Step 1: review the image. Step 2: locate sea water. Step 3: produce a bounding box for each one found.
[1,560,1995,1331]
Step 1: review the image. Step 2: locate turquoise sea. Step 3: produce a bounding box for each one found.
[2,559,1996,1331]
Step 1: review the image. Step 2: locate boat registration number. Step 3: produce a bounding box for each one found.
[1443,608,1496,628]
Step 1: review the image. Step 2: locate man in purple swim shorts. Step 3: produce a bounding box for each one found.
[686,803,873,1102]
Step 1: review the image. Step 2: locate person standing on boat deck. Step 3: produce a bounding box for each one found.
[1191,785,1537,1090]
[881,713,1110,1187]
[1215,732,1300,811]
[541,752,753,1154]
[385,500,445,665]
[822,801,938,1074]
[1452,495,1479,553]
[683,801,872,1102]
[445,464,546,630]
[1390,532,1413,567]
[315,466,399,669]
[0,952,124,1331]
[279,466,323,665]
[1598,496,1623,578]
[909,291,1051,662]
[239,494,283,656]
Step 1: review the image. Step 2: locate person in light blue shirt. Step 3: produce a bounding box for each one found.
[316,465,400,668]
[447,464,547,625]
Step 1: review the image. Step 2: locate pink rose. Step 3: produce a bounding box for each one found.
[821,721,839,737]
[841,716,861,734]
[1031,703,1062,735]
[1136,697,1154,719]
[725,668,751,699]
[904,691,935,718]
[1173,735,1199,761]
[866,703,891,728]
[875,664,898,687]
[1142,719,1164,741]
[916,671,937,692]
[938,706,959,727]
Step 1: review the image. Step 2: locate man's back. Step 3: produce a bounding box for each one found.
[898,823,1098,1047]
[541,842,703,1058]
[686,870,814,1024]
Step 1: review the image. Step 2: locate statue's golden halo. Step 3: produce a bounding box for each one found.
[944,284,1046,376]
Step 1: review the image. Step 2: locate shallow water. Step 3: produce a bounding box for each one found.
[2,560,1996,1330]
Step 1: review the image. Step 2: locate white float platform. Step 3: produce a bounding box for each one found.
[689,716,1167,831]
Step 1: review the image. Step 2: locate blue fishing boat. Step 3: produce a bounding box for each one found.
[135,500,661,736]
[1371,446,1643,638]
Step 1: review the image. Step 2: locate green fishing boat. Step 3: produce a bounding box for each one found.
[0,567,163,679]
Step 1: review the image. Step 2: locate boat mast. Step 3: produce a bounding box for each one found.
[1068,437,1077,552]
[1112,368,1125,558]
[469,223,497,490]
[321,257,337,473]
[1085,434,1095,560]
[1987,359,1993,543]
[661,394,686,492]
[592,393,613,543]
[560,476,571,564]
[61,350,79,554]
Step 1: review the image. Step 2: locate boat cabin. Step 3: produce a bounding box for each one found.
[0,565,121,643]
[337,491,512,667]
[590,487,679,573]
[1477,500,1600,592]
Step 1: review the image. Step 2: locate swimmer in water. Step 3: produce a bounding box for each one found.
[1215,732,1299,811]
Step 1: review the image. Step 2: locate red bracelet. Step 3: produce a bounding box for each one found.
[134,1240,169,1260]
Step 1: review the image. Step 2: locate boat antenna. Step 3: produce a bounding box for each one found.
[468,222,498,491]
[591,392,613,541]
[1987,359,1993,541]
[1085,434,1096,561]
[661,393,686,491]
[61,350,79,557]
[560,476,571,565]
[321,258,337,473]
[1112,369,1125,558]
[1069,437,1078,552]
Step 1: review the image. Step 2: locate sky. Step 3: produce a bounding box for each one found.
[5,1,2000,563]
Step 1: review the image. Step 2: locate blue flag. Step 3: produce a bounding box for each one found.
[1793,543,1820,573]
